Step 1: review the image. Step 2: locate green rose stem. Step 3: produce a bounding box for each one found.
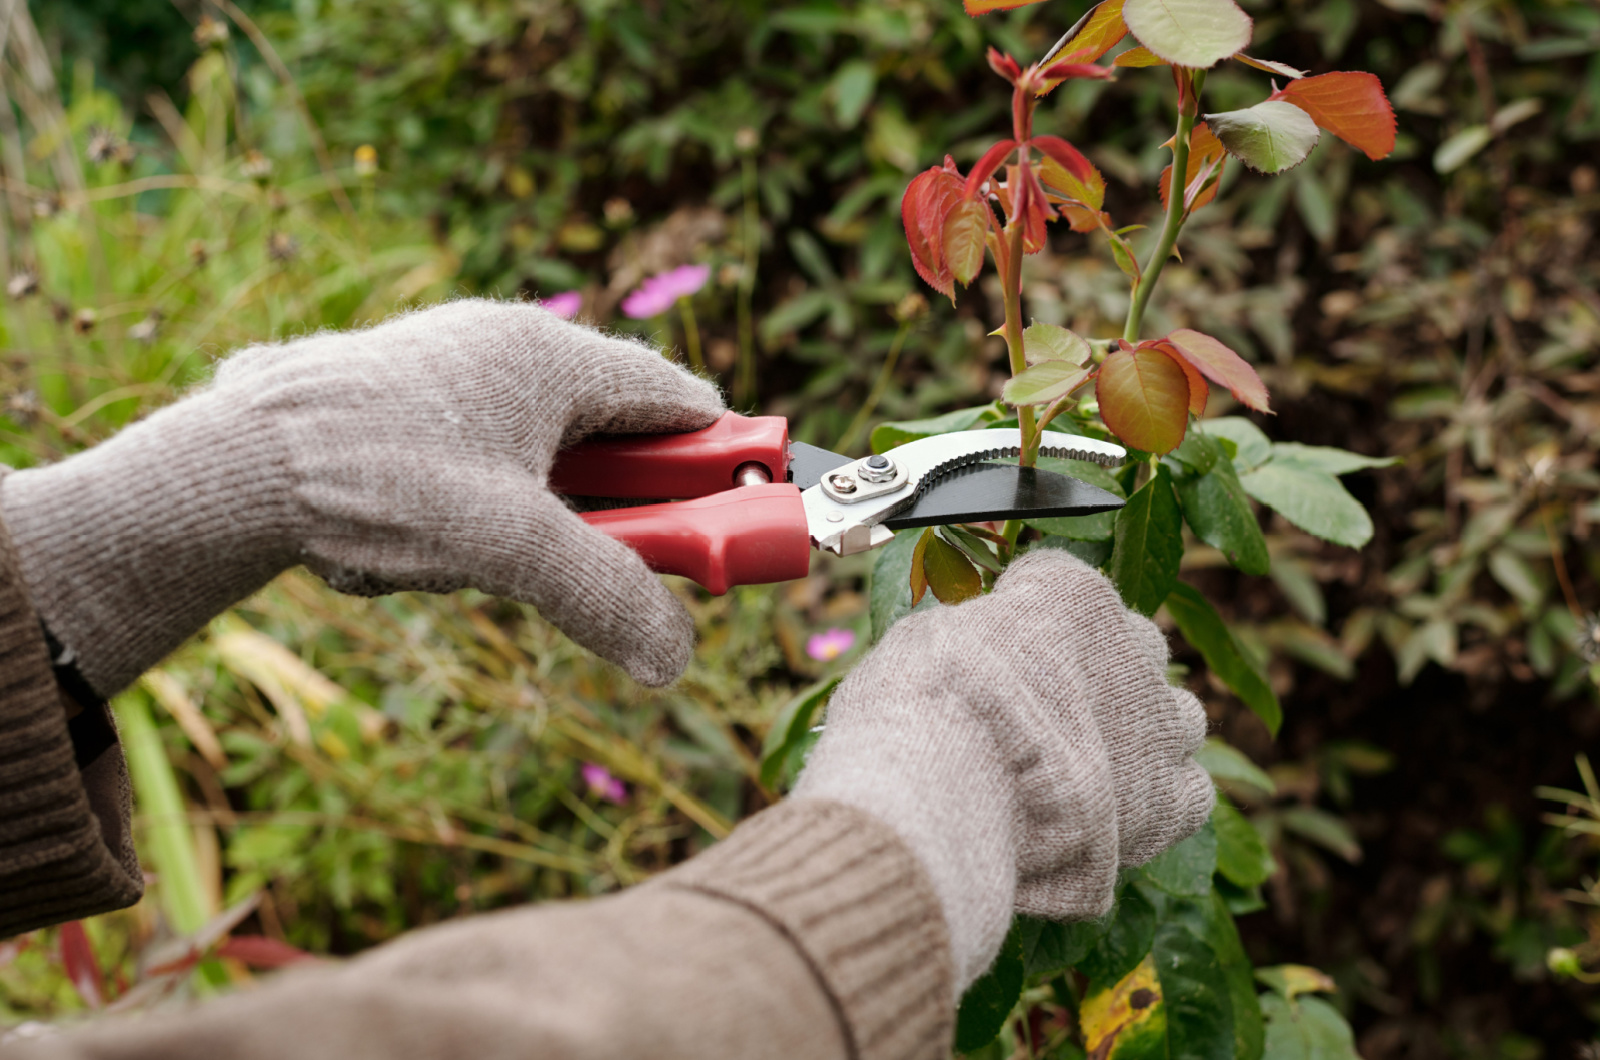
[676,295,704,371]
[1124,69,1207,343]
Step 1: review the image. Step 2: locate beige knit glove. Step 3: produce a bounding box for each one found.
[793,549,1214,992]
[0,300,724,696]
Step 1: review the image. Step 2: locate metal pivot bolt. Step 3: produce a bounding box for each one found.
[857,454,897,484]
[733,462,772,488]
[826,472,858,493]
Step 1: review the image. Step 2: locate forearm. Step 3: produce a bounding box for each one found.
[1,392,299,698]
[8,894,841,1060]
[3,802,954,1060]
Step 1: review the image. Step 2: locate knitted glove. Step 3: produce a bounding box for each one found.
[793,549,1214,992]
[0,300,724,696]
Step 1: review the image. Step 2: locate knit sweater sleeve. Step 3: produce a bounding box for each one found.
[0,499,143,938]
[5,801,953,1060]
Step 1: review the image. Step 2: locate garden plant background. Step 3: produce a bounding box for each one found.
[1,0,1598,1056]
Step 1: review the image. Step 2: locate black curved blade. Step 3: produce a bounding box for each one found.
[787,441,855,489]
[883,462,1124,530]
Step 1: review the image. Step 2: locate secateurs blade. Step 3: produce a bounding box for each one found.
[551,412,1126,593]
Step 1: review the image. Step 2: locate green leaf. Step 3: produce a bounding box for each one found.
[1488,548,1545,609]
[1396,618,1456,685]
[1150,918,1235,1060]
[1204,101,1321,175]
[1195,737,1276,796]
[1169,427,1224,473]
[869,528,926,639]
[1122,0,1253,69]
[788,229,839,286]
[1142,821,1218,897]
[1018,915,1105,978]
[1024,322,1092,365]
[1079,884,1158,987]
[1029,459,1125,555]
[1273,622,1354,680]
[1213,795,1275,889]
[1255,965,1338,1000]
[1037,455,1127,498]
[943,525,1005,574]
[1150,891,1263,1060]
[955,921,1024,1052]
[1216,877,1268,917]
[1237,463,1373,549]
[1279,807,1361,863]
[1165,583,1282,735]
[1203,892,1265,1060]
[1260,994,1360,1060]
[923,530,983,604]
[870,404,998,453]
[759,289,835,343]
[759,677,840,789]
[1107,229,1142,281]
[1003,360,1093,407]
[1038,534,1115,570]
[1433,124,1492,174]
[1027,510,1118,541]
[1269,557,1326,626]
[1269,443,1396,475]
[1170,434,1270,575]
[828,58,876,128]
[1198,417,1272,470]
[1110,465,1184,616]
[1294,167,1336,245]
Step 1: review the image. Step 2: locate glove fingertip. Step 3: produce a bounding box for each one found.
[576,343,726,437]
[1171,687,1209,755]
[1123,609,1173,670]
[616,604,696,687]
[1180,761,1218,835]
[563,568,696,687]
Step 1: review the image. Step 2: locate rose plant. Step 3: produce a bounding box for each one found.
[875,0,1398,1054]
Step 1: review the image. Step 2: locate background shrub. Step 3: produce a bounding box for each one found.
[2,0,1598,1054]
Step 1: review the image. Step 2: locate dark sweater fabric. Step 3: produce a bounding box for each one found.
[0,506,143,938]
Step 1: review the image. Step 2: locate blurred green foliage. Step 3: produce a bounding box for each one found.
[2,0,1599,1054]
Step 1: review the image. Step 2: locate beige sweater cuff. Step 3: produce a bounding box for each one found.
[656,799,954,1060]
[0,500,143,938]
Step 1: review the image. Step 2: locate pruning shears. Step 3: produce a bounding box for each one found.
[552,412,1128,593]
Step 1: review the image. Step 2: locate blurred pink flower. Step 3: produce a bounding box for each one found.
[580,762,627,804]
[806,628,857,662]
[538,290,583,319]
[620,264,711,319]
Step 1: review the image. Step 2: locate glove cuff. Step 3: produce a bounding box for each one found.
[0,390,300,695]
[793,693,1022,995]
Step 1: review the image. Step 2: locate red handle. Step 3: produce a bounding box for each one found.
[580,483,812,594]
[552,412,791,499]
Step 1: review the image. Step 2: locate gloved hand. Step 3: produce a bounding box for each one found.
[793,549,1214,992]
[0,299,724,696]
